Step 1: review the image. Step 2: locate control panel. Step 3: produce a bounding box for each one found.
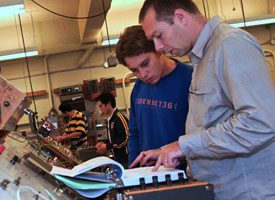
[0,76,31,132]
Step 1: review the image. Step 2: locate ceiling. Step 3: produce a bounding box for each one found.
[0,0,273,59]
[0,0,144,57]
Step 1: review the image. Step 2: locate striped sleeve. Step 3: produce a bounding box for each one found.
[116,112,129,148]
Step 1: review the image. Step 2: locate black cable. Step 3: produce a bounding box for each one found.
[101,31,107,61]
[18,14,38,114]
[102,0,112,53]
[239,0,247,30]
[201,0,207,18]
[30,0,111,19]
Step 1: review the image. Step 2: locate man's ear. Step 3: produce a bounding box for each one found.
[174,9,187,25]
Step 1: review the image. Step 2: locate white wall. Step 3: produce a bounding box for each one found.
[0,46,135,124]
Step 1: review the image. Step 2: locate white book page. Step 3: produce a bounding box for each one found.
[50,166,73,177]
[50,156,124,177]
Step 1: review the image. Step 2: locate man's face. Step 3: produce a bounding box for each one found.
[125,52,164,84]
[62,111,71,118]
[142,8,192,57]
[97,101,110,116]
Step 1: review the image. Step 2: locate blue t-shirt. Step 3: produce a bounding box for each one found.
[128,60,193,163]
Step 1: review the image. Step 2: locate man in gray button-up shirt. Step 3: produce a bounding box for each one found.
[130,0,275,199]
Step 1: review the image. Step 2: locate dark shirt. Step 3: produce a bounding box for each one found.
[107,108,129,168]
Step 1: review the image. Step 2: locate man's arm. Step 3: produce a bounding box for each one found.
[62,132,82,139]
[56,114,87,142]
[55,131,82,143]
[128,92,141,165]
[106,112,129,149]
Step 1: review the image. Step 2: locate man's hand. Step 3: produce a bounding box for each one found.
[96,142,107,155]
[55,135,65,143]
[153,141,184,171]
[129,149,161,168]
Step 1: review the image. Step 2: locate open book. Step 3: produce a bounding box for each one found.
[50,156,186,198]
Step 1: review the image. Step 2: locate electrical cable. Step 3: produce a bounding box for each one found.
[18,14,38,114]
[232,0,236,11]
[267,0,271,13]
[239,0,247,29]
[16,185,49,200]
[201,0,207,18]
[205,0,210,19]
[14,15,29,91]
[101,0,112,53]
[14,15,21,54]
[122,72,134,117]
[30,0,111,19]
[44,189,59,200]
[30,12,37,47]
[101,31,108,65]
[218,0,226,20]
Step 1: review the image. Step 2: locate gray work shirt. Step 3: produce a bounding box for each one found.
[179,16,275,200]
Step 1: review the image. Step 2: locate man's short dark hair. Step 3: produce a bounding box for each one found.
[139,0,200,24]
[115,25,156,66]
[59,103,73,113]
[95,92,116,108]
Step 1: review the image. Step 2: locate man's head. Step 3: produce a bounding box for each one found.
[139,0,204,57]
[116,25,173,84]
[95,92,116,116]
[58,103,74,118]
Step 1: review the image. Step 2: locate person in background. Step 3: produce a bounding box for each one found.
[132,0,275,199]
[95,92,129,168]
[55,103,88,151]
[115,25,192,167]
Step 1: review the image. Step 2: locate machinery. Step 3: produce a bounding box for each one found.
[0,76,31,144]
[60,84,86,112]
[109,168,214,200]
[118,180,214,200]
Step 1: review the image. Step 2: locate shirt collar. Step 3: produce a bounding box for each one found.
[107,108,116,122]
[70,110,77,119]
[189,16,223,60]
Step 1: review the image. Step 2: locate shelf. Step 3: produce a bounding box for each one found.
[25,90,47,97]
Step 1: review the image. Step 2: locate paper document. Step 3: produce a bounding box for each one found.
[50,156,186,198]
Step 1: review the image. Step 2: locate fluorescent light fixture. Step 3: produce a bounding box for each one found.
[0,0,25,17]
[0,5,25,16]
[0,50,38,61]
[102,38,119,46]
[229,14,275,28]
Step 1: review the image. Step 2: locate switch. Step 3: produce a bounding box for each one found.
[152,176,159,188]
[139,177,146,190]
[165,174,172,186]
[178,172,185,184]
[3,101,10,107]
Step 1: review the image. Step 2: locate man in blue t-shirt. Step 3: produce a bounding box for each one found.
[115,25,192,167]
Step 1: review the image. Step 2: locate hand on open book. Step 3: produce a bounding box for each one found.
[129,148,161,168]
[153,141,184,172]
[51,156,187,198]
